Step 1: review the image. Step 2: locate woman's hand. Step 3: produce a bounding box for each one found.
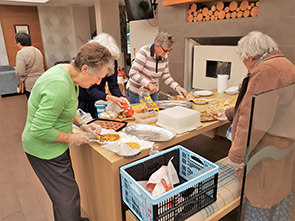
[69,133,89,146]
[229,158,244,170]
[176,86,187,97]
[80,123,102,135]
[217,112,229,121]
[148,82,158,94]
[107,95,128,109]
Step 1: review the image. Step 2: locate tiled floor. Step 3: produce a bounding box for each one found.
[0,93,239,221]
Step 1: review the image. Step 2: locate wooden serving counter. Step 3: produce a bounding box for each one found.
[70,90,237,221]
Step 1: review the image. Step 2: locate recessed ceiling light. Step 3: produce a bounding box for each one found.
[3,0,49,3]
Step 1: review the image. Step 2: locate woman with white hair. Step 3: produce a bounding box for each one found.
[219,31,295,220]
[78,33,126,118]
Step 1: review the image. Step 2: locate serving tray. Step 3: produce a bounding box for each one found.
[155,100,192,110]
[122,124,176,142]
[88,118,127,131]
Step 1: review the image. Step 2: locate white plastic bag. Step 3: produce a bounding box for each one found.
[146,157,180,197]
[77,109,93,124]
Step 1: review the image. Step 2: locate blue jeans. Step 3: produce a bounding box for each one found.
[128,90,159,104]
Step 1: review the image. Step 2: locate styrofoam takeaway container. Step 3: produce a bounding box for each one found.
[156,106,202,134]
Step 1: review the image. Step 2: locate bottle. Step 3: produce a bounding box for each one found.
[117,67,124,93]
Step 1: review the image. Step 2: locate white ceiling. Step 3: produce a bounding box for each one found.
[0,0,125,7]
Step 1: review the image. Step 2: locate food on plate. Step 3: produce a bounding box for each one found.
[96,133,121,142]
[117,108,135,119]
[173,92,198,101]
[173,95,187,101]
[228,98,236,104]
[211,99,236,112]
[186,92,198,101]
[126,109,134,117]
[200,108,218,121]
[117,111,127,119]
[125,142,141,150]
[193,98,207,103]
[208,98,225,104]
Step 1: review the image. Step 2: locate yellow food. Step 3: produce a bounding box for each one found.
[194,99,207,102]
[96,133,121,142]
[173,95,187,101]
[125,142,141,150]
[209,98,225,104]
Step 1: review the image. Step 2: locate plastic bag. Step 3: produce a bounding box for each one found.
[77,109,93,124]
[146,157,180,197]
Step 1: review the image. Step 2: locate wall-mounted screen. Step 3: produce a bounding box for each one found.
[125,0,154,21]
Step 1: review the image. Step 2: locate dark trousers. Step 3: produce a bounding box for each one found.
[24,90,30,99]
[26,149,81,221]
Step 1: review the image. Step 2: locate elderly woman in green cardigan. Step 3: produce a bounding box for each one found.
[22,42,113,221]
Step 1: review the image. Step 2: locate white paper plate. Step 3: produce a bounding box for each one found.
[225,90,238,95]
[192,98,208,105]
[117,149,141,158]
[193,90,213,97]
[224,86,239,95]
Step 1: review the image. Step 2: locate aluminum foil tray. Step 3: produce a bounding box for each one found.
[122,124,176,142]
[155,100,192,109]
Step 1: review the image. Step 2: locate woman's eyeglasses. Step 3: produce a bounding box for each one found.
[160,45,172,53]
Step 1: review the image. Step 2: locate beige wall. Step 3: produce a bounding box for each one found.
[129,15,159,61]
[94,0,123,66]
[72,6,91,49]
[157,0,295,94]
[38,6,77,68]
[38,6,92,68]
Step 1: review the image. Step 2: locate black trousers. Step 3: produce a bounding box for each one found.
[26,149,81,221]
[24,90,30,99]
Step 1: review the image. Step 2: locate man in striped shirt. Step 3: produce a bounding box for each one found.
[127,32,187,104]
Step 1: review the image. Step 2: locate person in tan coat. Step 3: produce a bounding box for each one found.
[219,31,295,220]
[15,32,44,99]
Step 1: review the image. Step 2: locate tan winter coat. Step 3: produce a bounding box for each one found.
[225,51,295,208]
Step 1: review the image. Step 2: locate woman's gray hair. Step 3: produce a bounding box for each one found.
[89,33,120,76]
[73,42,113,74]
[154,31,175,48]
[237,31,279,61]
[89,33,121,60]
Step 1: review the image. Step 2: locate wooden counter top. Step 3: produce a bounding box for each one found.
[70,89,237,221]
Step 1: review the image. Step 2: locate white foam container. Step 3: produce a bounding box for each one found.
[156,106,202,134]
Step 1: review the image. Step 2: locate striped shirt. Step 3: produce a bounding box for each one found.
[127,44,179,94]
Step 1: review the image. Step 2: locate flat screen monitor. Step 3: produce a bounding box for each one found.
[125,0,154,21]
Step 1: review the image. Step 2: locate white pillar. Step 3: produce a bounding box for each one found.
[94,0,121,52]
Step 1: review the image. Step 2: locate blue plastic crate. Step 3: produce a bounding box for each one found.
[120,145,219,221]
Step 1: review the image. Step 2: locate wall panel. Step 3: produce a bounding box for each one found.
[0,5,47,69]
